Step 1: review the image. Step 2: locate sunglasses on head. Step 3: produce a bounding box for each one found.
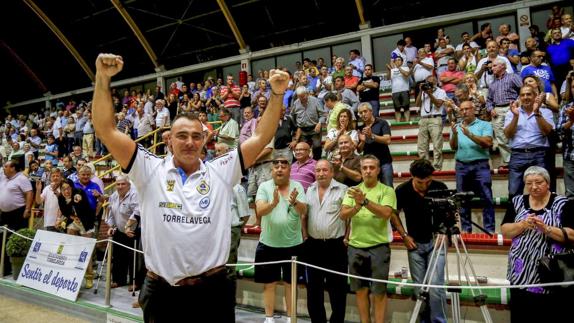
[272,160,289,165]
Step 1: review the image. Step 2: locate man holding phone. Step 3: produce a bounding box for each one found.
[254,156,308,323]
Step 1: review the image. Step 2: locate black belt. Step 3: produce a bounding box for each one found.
[494,104,510,107]
[456,159,489,165]
[146,265,226,287]
[421,115,442,119]
[300,126,316,132]
[511,147,547,153]
[308,236,345,242]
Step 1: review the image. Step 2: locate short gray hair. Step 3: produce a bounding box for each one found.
[493,58,507,68]
[115,174,130,184]
[523,166,550,184]
[358,102,372,111]
[296,86,308,96]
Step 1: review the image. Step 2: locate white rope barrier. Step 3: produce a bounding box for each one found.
[1,226,109,246]
[3,225,574,290]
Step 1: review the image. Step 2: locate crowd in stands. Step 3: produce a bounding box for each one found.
[1,7,574,322]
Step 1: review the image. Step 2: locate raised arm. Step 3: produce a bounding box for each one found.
[240,70,289,168]
[92,54,136,169]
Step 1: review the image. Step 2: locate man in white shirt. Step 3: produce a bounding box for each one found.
[154,100,170,128]
[455,31,480,58]
[0,158,33,275]
[106,175,140,288]
[475,40,514,89]
[413,48,435,99]
[305,160,348,323]
[92,53,288,323]
[348,49,365,78]
[34,168,62,231]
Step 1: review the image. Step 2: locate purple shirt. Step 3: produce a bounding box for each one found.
[486,72,522,111]
[239,118,257,144]
[290,159,317,192]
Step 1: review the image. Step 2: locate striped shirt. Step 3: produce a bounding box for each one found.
[221,84,241,108]
[291,96,326,128]
[485,72,522,111]
[502,194,569,294]
[290,158,317,192]
[558,102,574,161]
[306,179,348,240]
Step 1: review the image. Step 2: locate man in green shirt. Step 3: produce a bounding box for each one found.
[255,156,308,323]
[341,154,397,323]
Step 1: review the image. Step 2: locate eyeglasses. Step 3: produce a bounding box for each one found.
[272,160,289,165]
[294,148,309,152]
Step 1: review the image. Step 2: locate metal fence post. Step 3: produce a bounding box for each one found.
[104,240,113,306]
[0,226,7,277]
[291,256,297,323]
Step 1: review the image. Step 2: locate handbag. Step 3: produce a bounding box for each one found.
[537,227,574,289]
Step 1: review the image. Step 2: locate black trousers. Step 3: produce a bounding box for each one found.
[0,206,29,275]
[139,269,235,323]
[305,237,348,323]
[111,230,135,286]
[509,289,562,323]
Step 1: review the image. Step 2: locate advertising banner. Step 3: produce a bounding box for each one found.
[16,230,96,301]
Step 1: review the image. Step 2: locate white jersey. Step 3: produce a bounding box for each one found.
[125,144,243,285]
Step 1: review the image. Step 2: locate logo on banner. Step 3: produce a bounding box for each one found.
[33,242,41,253]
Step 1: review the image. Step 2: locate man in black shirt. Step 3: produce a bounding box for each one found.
[357,102,393,187]
[394,159,447,323]
[357,64,381,117]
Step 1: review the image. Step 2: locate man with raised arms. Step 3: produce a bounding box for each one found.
[92,53,288,323]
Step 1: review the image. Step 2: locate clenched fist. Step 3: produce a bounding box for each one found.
[95,53,124,78]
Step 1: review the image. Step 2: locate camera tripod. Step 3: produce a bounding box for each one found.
[409,220,493,323]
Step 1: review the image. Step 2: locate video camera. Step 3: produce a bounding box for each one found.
[425,189,474,234]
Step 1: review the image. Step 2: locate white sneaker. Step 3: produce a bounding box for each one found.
[264,317,275,323]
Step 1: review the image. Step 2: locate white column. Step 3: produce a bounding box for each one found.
[361,33,373,65]
[516,7,531,52]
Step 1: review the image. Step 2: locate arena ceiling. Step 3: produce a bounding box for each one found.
[0,0,511,108]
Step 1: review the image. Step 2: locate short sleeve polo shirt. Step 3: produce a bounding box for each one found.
[123,144,244,285]
[342,182,397,248]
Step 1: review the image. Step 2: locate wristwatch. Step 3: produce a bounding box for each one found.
[361,199,369,207]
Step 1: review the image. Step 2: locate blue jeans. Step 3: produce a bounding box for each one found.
[380,162,393,187]
[408,240,447,323]
[368,100,381,119]
[508,149,546,197]
[455,160,495,233]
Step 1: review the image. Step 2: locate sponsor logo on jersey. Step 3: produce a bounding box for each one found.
[158,201,183,210]
[166,179,175,192]
[199,197,210,209]
[196,180,210,195]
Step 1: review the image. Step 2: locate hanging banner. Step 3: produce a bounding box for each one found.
[16,230,96,302]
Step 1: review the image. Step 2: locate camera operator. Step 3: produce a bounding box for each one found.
[415,75,447,170]
[475,40,514,89]
[449,101,495,233]
[394,159,448,323]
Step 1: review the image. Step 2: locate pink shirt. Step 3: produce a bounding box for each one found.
[290,159,317,192]
[440,70,464,93]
